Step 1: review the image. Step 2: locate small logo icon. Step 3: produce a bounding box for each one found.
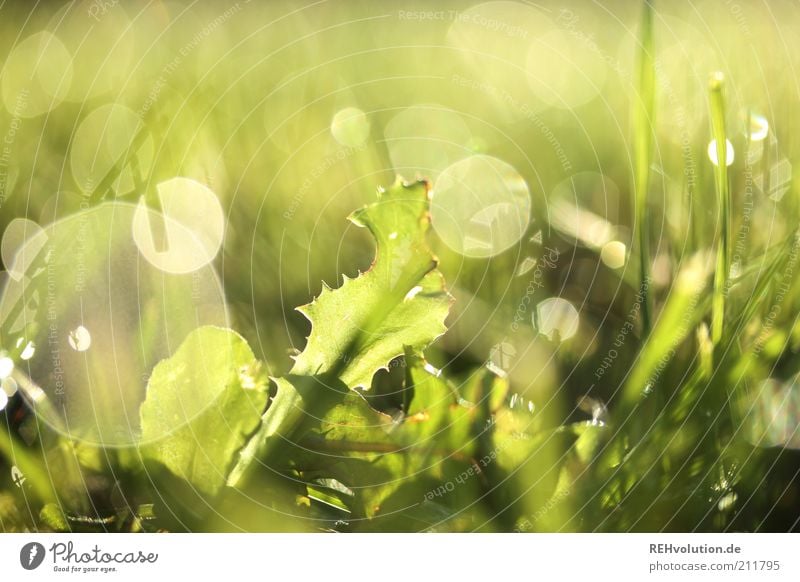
[20,542,45,570]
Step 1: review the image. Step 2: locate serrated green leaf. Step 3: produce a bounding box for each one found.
[140,326,268,496]
[229,179,454,488]
[291,178,452,389]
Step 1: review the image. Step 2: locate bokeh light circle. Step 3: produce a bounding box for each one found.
[741,377,800,450]
[132,178,226,274]
[0,31,73,117]
[331,107,370,147]
[430,155,531,258]
[0,203,229,446]
[534,297,580,342]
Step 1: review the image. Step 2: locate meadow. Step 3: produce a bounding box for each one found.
[0,0,799,532]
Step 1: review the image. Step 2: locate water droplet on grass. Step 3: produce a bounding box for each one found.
[743,111,769,141]
[0,356,14,379]
[16,338,35,360]
[1,377,18,397]
[601,241,626,269]
[717,491,737,512]
[67,326,91,352]
[707,138,735,167]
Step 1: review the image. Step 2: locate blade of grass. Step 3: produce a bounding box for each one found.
[709,72,731,346]
[633,0,656,335]
[621,254,709,410]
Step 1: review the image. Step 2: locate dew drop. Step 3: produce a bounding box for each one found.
[0,390,7,412]
[600,241,627,269]
[717,491,738,512]
[67,325,91,352]
[744,111,769,141]
[1,377,18,398]
[15,338,35,360]
[707,139,735,167]
[0,356,14,379]
[404,285,423,302]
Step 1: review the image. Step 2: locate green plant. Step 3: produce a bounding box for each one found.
[2,0,799,535]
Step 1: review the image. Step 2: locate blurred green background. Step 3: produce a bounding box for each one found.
[1,0,800,532]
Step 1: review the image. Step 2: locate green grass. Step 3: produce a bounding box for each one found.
[0,0,799,533]
[709,72,731,347]
[633,0,656,336]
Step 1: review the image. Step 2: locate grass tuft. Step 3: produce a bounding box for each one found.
[633,0,656,335]
[708,72,731,346]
